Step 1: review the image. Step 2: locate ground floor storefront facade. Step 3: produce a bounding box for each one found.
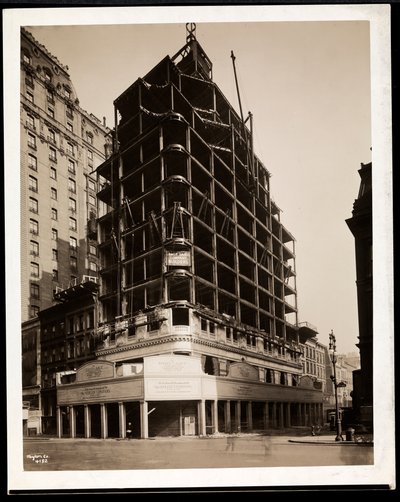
[56,356,323,439]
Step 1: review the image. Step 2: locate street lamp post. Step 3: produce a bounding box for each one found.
[329,330,344,441]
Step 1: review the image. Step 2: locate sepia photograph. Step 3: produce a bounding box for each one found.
[4,3,394,493]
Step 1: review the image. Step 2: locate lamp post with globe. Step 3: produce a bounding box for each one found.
[329,330,345,441]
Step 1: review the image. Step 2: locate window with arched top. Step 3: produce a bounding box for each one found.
[43,68,52,82]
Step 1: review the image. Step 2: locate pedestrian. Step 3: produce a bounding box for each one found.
[126,422,132,439]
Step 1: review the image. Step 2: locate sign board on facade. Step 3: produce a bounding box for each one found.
[144,354,203,376]
[228,362,259,381]
[57,378,143,405]
[212,377,323,402]
[145,378,201,400]
[76,360,115,382]
[166,250,191,266]
[299,375,315,389]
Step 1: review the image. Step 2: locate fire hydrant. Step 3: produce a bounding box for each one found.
[346,427,355,442]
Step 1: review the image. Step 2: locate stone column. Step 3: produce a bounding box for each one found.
[286,403,291,428]
[302,403,307,426]
[263,402,269,430]
[140,401,149,439]
[70,405,76,439]
[56,406,62,438]
[225,400,231,433]
[272,402,277,428]
[236,401,241,433]
[279,402,284,429]
[199,400,206,436]
[247,401,253,431]
[100,403,108,439]
[84,404,91,438]
[118,402,126,439]
[212,400,219,434]
[297,403,302,427]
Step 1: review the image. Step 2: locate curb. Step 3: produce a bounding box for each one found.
[288,439,374,446]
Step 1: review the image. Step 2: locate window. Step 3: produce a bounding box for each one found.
[52,249,58,261]
[23,52,31,65]
[64,87,71,99]
[87,178,96,191]
[47,106,55,119]
[147,320,161,332]
[30,283,40,299]
[201,319,207,331]
[52,269,58,281]
[27,133,36,149]
[30,305,39,318]
[69,217,77,231]
[51,228,58,241]
[89,261,97,272]
[67,122,73,133]
[67,142,75,156]
[29,197,38,213]
[172,308,189,326]
[209,323,215,335]
[66,105,73,119]
[88,194,96,206]
[30,262,39,278]
[69,198,76,212]
[28,154,37,170]
[51,187,57,200]
[70,256,77,269]
[25,73,34,88]
[26,91,34,103]
[86,131,93,144]
[30,240,39,256]
[49,147,57,162]
[48,129,56,144]
[51,208,58,220]
[70,236,77,250]
[50,167,57,180]
[29,219,38,235]
[44,69,52,82]
[26,114,35,129]
[28,175,38,192]
[68,159,75,174]
[87,149,93,161]
[89,244,96,256]
[47,89,55,104]
[68,178,76,193]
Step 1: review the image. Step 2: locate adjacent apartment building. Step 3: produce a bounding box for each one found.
[20,27,110,322]
[346,161,373,429]
[21,27,110,434]
[56,27,323,439]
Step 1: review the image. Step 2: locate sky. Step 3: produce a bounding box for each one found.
[26,20,372,354]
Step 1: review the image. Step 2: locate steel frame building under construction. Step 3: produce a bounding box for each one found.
[56,26,322,439]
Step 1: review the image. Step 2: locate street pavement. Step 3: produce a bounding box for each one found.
[23,432,373,471]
